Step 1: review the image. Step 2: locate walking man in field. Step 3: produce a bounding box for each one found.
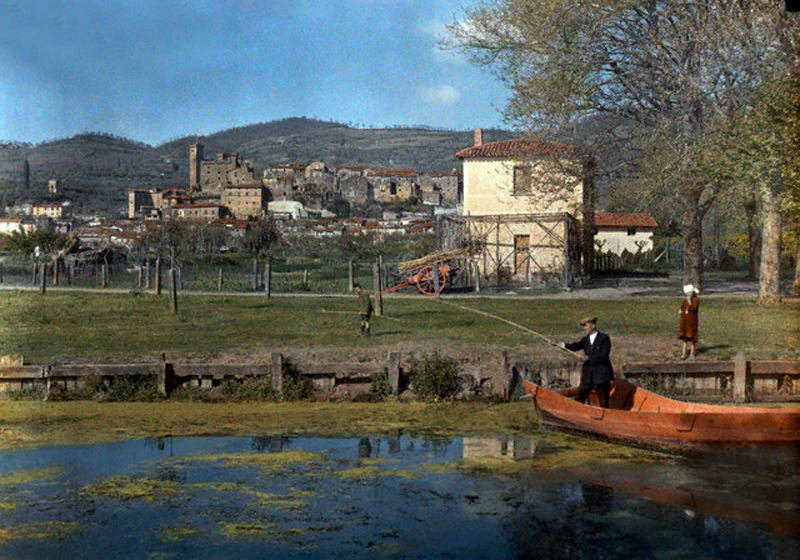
[354,283,373,336]
[551,316,614,408]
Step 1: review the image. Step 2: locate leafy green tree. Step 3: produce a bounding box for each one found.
[447,0,799,289]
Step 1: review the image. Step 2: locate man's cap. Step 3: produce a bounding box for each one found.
[580,316,598,325]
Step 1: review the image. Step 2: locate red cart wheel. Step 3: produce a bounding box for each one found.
[416,265,447,296]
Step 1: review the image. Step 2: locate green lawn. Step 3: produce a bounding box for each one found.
[0,291,797,363]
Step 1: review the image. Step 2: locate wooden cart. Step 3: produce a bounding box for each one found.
[381,249,467,296]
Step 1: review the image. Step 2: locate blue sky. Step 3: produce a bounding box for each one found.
[0,0,510,146]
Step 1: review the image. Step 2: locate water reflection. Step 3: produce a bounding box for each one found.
[462,436,537,461]
[0,434,796,560]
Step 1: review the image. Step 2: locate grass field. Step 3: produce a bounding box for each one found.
[0,291,797,364]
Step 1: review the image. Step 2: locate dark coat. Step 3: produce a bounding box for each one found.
[678,295,699,343]
[566,331,614,386]
[358,290,373,316]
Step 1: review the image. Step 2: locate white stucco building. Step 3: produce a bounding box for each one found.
[593,212,658,255]
[455,130,595,286]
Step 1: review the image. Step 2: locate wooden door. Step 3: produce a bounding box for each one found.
[514,235,530,275]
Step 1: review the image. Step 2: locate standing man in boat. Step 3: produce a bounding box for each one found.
[551,316,614,408]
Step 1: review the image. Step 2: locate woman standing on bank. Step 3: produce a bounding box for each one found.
[678,284,700,359]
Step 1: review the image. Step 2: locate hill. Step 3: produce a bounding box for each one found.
[0,118,514,216]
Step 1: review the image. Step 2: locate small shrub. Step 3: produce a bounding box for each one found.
[370,371,390,398]
[106,375,160,402]
[281,364,315,401]
[220,377,275,402]
[7,386,46,401]
[169,384,210,402]
[410,353,460,402]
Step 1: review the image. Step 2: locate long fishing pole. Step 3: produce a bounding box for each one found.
[320,309,402,322]
[434,298,585,361]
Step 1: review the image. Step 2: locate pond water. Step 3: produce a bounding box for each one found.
[0,432,798,559]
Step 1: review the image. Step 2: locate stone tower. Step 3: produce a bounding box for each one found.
[189,143,204,191]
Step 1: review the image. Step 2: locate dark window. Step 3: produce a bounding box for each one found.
[513,166,532,195]
[627,228,637,236]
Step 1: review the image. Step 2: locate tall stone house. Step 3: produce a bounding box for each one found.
[221,184,270,220]
[455,129,595,286]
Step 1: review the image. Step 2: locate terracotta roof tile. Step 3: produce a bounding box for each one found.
[594,212,658,228]
[456,138,586,159]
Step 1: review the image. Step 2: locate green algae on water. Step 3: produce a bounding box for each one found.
[0,466,63,486]
[84,475,181,501]
[0,521,79,544]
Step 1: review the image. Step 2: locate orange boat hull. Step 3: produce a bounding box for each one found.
[522,379,800,449]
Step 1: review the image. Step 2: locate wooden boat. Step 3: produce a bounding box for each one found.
[522,379,800,449]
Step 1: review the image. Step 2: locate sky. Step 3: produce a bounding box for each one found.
[0,0,510,146]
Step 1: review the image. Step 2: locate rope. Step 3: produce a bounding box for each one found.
[320,309,401,322]
[434,298,585,361]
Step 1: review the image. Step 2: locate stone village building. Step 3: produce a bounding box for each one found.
[189,143,258,195]
[451,129,595,287]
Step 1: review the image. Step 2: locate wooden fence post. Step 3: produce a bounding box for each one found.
[137,265,143,289]
[373,260,383,316]
[154,258,162,295]
[252,258,258,291]
[145,261,151,289]
[303,269,309,290]
[388,352,401,396]
[32,263,38,285]
[169,268,178,315]
[53,259,59,287]
[265,258,271,298]
[433,262,440,298]
[271,352,283,398]
[474,262,481,293]
[158,353,169,397]
[0,264,4,284]
[348,259,354,292]
[39,263,46,294]
[733,351,748,403]
[217,268,223,292]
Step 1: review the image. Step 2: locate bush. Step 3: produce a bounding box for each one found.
[410,353,460,402]
[106,375,161,402]
[220,377,275,401]
[281,365,315,400]
[370,370,391,398]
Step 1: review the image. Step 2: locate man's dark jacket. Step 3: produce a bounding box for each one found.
[565,331,614,386]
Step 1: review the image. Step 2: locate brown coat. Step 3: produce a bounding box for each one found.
[678,295,699,342]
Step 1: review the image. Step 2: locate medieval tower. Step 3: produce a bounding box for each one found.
[189,143,203,192]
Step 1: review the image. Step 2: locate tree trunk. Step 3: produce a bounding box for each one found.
[682,189,704,290]
[794,238,800,296]
[743,195,761,279]
[758,186,782,302]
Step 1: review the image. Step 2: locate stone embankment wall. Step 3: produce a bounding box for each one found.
[0,352,797,403]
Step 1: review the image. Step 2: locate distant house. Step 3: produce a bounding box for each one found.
[173,202,226,221]
[221,184,269,220]
[33,203,63,219]
[593,212,658,255]
[0,217,36,235]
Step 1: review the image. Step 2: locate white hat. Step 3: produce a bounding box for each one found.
[683,284,699,295]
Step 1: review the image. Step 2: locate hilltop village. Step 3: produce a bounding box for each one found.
[127,143,460,224]
[1,129,658,288]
